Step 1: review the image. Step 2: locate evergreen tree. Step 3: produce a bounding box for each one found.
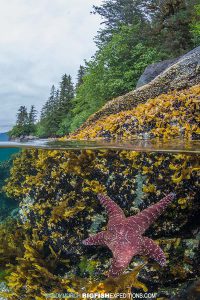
[57,74,74,123]
[27,105,37,135]
[76,65,85,91]
[145,0,197,55]
[28,105,37,125]
[55,75,74,135]
[40,85,56,120]
[92,0,198,55]
[38,85,60,137]
[38,77,75,137]
[48,85,57,111]
[16,106,29,127]
[55,89,60,103]
[59,75,74,105]
[9,106,31,137]
[92,0,147,46]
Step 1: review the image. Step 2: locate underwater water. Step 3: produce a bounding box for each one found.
[0,135,19,224]
[0,133,19,162]
[0,140,199,300]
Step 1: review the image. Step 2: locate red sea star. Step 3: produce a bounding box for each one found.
[83,193,175,277]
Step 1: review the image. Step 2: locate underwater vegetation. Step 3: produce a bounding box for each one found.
[0,217,24,268]
[0,84,199,299]
[0,159,18,222]
[1,148,199,299]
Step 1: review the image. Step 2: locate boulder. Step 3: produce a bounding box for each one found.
[77,46,200,132]
[136,58,178,88]
[137,47,200,89]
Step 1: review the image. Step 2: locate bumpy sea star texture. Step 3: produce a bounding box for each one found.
[83,193,175,277]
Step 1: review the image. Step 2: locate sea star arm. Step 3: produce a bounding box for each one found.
[128,193,175,234]
[108,252,133,277]
[141,237,166,266]
[98,194,125,221]
[82,231,107,246]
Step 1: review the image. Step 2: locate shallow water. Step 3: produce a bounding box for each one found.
[0,140,199,299]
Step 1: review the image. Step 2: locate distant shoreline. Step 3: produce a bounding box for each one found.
[8,135,39,143]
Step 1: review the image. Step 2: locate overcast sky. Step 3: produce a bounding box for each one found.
[0,0,103,132]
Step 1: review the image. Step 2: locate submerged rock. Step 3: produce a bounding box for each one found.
[171,279,200,300]
[2,147,199,299]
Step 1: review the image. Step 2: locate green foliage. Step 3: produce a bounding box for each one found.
[93,0,198,56]
[28,105,37,125]
[57,74,74,123]
[9,106,37,138]
[38,92,55,136]
[191,5,200,46]
[149,0,197,56]
[35,122,48,138]
[76,65,86,91]
[70,25,160,131]
[38,85,59,137]
[69,110,91,133]
[56,112,73,136]
[38,75,74,137]
[92,0,148,46]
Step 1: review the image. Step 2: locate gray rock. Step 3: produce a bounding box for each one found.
[9,135,38,142]
[136,58,178,88]
[137,47,200,89]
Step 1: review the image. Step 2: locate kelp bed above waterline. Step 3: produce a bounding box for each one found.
[69,85,200,140]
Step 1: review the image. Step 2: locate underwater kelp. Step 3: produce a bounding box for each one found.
[1,85,200,299]
[2,147,200,299]
[0,217,24,268]
[69,84,200,140]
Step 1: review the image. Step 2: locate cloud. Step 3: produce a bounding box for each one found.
[0,0,102,131]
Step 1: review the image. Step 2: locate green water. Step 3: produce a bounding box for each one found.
[0,133,19,161]
[0,134,19,222]
[0,149,19,161]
